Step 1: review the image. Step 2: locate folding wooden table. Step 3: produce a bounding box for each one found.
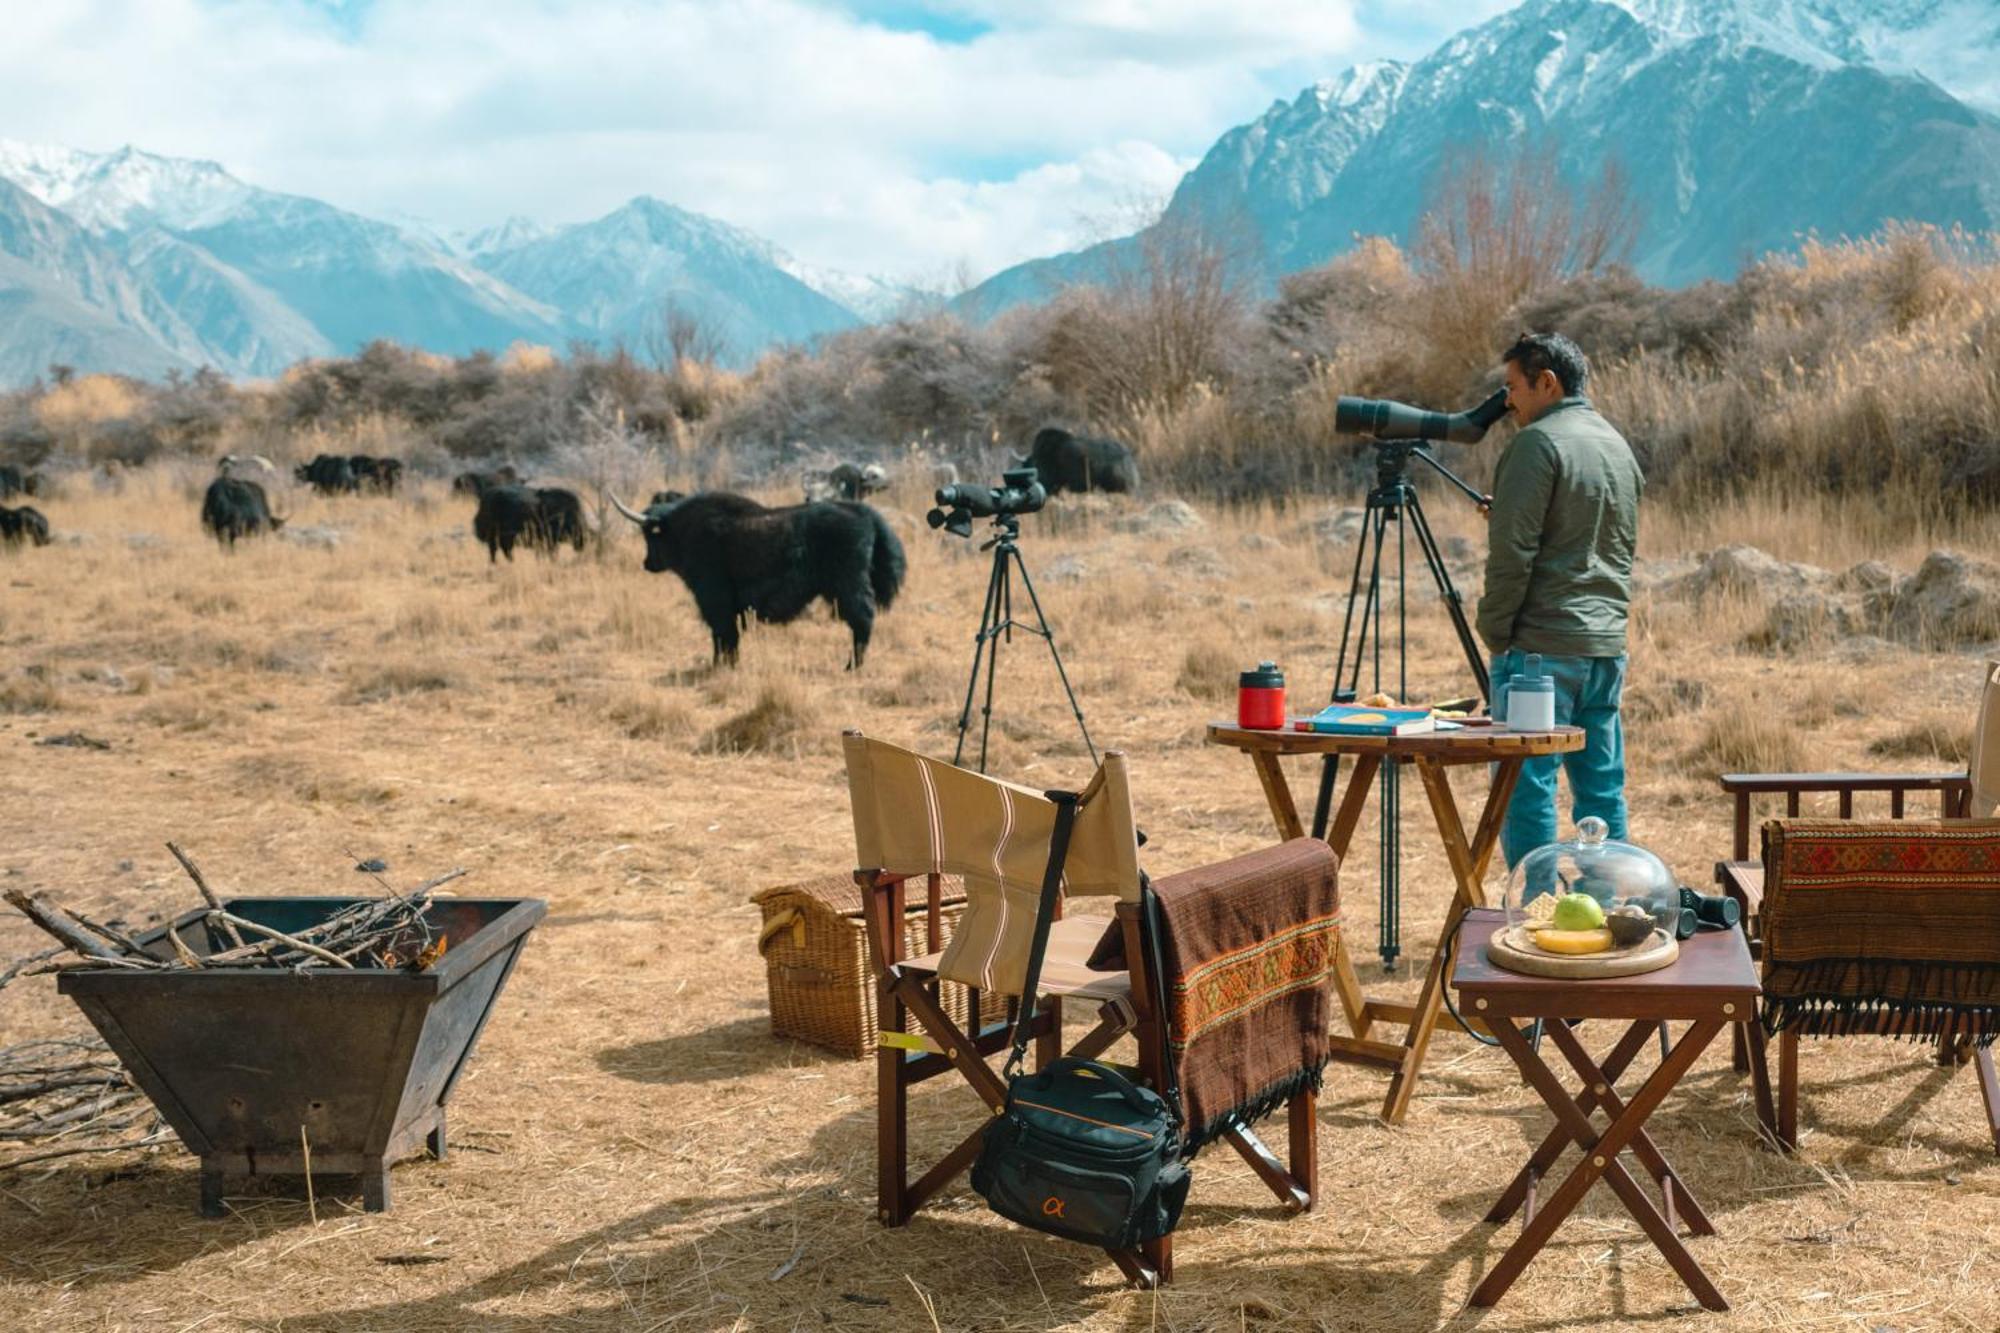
[1207,722,1583,1123]
[1452,907,1757,1312]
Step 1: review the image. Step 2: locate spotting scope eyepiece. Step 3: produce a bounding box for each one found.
[1333,388,1510,444]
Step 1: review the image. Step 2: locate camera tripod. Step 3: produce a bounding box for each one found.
[952,512,1096,774]
[1309,439,1491,969]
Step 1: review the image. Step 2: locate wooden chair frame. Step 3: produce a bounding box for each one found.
[854,866,1317,1288]
[1721,795,2000,1157]
[1714,770,1970,1093]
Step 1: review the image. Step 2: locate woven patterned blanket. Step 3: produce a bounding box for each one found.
[1093,837,1339,1152]
[1761,818,2000,1045]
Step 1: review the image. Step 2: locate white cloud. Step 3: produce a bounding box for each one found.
[0,0,1449,282]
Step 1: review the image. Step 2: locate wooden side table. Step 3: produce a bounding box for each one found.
[1207,723,1583,1123]
[1452,908,1758,1312]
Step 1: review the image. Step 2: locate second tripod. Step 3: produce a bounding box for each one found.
[1309,438,1492,969]
[952,513,1096,774]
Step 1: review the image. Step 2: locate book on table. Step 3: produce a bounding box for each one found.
[1293,704,1436,736]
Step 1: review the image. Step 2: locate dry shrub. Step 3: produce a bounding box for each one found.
[34,374,146,432]
[701,683,810,755]
[601,689,695,741]
[1624,677,1708,724]
[866,661,953,709]
[0,674,62,714]
[1682,701,1804,779]
[344,661,458,702]
[1865,717,1971,765]
[1175,641,1241,700]
[134,696,234,732]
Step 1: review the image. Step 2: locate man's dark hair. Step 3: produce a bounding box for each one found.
[1503,331,1590,396]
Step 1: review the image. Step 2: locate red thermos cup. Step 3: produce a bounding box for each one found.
[1238,661,1286,729]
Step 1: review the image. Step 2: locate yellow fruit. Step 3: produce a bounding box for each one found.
[1532,927,1614,955]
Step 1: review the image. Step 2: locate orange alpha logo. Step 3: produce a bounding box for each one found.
[1042,1195,1066,1219]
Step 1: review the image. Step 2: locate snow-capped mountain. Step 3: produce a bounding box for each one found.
[960,0,2000,316]
[472,196,859,363]
[0,145,877,385]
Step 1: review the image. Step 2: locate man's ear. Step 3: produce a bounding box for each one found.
[1538,369,1563,396]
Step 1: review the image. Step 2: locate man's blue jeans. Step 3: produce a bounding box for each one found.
[1490,651,1629,870]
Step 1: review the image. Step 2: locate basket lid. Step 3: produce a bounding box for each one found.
[751,874,967,919]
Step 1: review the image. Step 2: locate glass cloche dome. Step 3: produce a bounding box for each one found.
[1501,817,1680,957]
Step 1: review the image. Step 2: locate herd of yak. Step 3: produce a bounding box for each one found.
[5,427,1138,669]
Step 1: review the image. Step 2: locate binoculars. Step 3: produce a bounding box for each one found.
[1673,886,1741,940]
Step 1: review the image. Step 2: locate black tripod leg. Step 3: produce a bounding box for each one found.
[1404,495,1490,704]
[977,557,1009,773]
[1312,504,1386,838]
[953,544,1009,769]
[1009,547,1096,766]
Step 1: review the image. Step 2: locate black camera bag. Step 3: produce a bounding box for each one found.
[969,793,1189,1249]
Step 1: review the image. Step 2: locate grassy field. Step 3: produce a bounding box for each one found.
[1,466,1996,1331]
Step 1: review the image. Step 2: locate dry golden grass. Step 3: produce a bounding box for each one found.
[0,469,1996,1330]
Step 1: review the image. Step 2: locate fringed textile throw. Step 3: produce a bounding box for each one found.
[1092,837,1339,1153]
[1761,818,2000,1047]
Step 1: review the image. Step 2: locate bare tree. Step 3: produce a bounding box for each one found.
[1041,202,1260,423]
[551,389,666,557]
[1406,145,1642,393]
[643,299,731,372]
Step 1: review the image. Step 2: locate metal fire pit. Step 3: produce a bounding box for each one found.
[58,895,545,1216]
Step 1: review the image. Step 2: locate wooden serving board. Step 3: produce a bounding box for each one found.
[1485,922,1679,980]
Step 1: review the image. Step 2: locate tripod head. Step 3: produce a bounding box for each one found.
[1369,438,1491,511]
[979,512,1022,550]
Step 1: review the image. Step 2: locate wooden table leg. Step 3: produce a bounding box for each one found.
[1378,757,1518,1124]
[1475,1018,1729,1312]
[1250,750,1306,841]
[1488,1020,1655,1223]
[1249,751,1408,1070]
[1544,1020,1716,1237]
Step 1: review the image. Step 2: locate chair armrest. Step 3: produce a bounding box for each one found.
[1717,772,1971,858]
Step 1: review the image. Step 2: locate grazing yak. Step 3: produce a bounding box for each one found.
[612,491,905,667]
[295,453,359,495]
[0,505,50,548]
[1021,427,1139,495]
[349,455,403,494]
[202,477,284,548]
[453,466,521,496]
[803,461,887,503]
[0,465,42,499]
[472,484,587,562]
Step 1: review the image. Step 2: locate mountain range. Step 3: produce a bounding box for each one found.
[4,0,1999,388]
[958,0,2000,315]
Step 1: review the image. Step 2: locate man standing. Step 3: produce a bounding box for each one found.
[1478,332,1643,868]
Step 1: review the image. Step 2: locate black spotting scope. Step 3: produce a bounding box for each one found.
[1334,388,1510,443]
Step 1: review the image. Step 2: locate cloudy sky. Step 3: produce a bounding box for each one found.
[2,0,1510,283]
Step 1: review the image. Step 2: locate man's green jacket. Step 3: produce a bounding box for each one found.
[1476,396,1643,658]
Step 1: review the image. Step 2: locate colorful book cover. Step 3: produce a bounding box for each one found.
[1293,704,1437,736]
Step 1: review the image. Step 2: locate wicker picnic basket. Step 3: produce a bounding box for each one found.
[750,875,972,1058]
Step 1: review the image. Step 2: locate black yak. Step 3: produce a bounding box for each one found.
[803,461,887,502]
[532,487,587,554]
[611,491,905,667]
[1021,427,1138,495]
[295,453,359,495]
[0,465,41,499]
[349,455,403,494]
[0,504,50,548]
[202,477,283,548]
[453,466,521,496]
[473,485,585,562]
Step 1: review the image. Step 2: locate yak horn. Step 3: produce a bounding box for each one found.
[609,493,647,525]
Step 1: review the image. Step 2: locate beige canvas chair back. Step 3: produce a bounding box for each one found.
[843,730,1141,994]
[1973,659,2000,818]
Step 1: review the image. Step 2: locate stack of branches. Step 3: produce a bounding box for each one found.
[2,843,468,977]
[0,1036,166,1173]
